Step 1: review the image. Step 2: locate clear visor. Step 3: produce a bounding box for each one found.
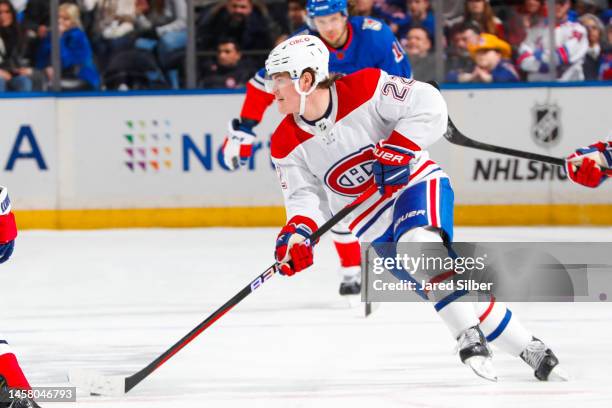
[264,73,295,93]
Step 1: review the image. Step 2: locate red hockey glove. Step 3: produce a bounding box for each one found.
[565,140,612,188]
[274,220,316,276]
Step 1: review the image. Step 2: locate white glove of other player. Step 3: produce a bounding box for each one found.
[221,118,257,170]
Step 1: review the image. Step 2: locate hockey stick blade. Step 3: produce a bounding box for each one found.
[68,368,126,396]
[71,184,378,396]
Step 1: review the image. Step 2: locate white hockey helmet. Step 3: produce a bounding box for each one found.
[265,35,330,115]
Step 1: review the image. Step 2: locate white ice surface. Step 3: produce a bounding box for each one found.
[1,227,612,408]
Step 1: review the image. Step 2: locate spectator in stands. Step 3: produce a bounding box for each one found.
[505,0,545,49]
[445,22,478,82]
[575,0,607,18]
[461,0,504,39]
[580,13,607,80]
[0,0,33,91]
[517,0,588,81]
[403,25,435,81]
[197,0,279,53]
[35,3,100,90]
[598,23,612,79]
[350,0,385,21]
[287,0,307,32]
[276,0,307,44]
[9,0,26,15]
[380,0,434,40]
[134,0,187,70]
[459,33,519,83]
[198,38,252,88]
[90,0,137,71]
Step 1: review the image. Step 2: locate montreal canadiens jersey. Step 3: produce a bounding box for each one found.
[517,18,588,81]
[240,16,411,122]
[271,68,448,243]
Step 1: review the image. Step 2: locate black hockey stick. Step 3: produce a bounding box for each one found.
[428,81,612,174]
[445,113,612,174]
[69,184,378,396]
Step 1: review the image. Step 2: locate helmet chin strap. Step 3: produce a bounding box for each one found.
[294,79,319,116]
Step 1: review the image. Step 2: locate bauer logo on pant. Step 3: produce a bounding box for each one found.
[531,103,561,148]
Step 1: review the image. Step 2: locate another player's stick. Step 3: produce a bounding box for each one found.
[428,81,612,174]
[69,184,378,396]
[445,115,612,174]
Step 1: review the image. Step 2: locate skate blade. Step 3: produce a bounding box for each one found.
[547,366,569,382]
[344,294,361,308]
[464,356,498,382]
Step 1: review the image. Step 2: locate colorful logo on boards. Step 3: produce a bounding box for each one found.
[123,119,174,172]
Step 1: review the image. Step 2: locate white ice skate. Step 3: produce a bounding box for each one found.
[520,337,569,381]
[457,326,498,382]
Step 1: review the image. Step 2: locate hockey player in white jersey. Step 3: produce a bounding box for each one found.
[267,34,568,381]
[0,187,41,408]
[517,0,588,81]
[223,0,412,297]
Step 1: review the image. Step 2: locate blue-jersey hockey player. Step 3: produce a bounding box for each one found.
[264,34,568,382]
[222,0,411,296]
[0,186,41,408]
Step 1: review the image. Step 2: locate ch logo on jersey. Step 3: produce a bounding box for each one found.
[324,145,374,197]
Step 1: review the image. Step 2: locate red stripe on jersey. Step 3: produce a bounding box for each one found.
[557,47,569,65]
[240,82,275,123]
[386,130,422,152]
[409,160,435,181]
[479,296,496,322]
[429,179,438,227]
[271,116,314,159]
[516,51,532,66]
[349,194,388,231]
[0,212,17,243]
[424,270,456,295]
[335,68,382,122]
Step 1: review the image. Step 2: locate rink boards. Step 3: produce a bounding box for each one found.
[0,84,611,228]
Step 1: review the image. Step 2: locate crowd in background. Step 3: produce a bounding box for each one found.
[0,0,610,91]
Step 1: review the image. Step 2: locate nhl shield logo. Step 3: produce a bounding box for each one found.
[531,104,561,147]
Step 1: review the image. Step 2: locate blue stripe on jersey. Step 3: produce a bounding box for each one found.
[486,308,513,342]
[434,289,469,311]
[355,199,395,238]
[0,340,7,344]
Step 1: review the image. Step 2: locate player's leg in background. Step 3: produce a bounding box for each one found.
[0,338,43,407]
[331,228,362,295]
[0,338,31,391]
